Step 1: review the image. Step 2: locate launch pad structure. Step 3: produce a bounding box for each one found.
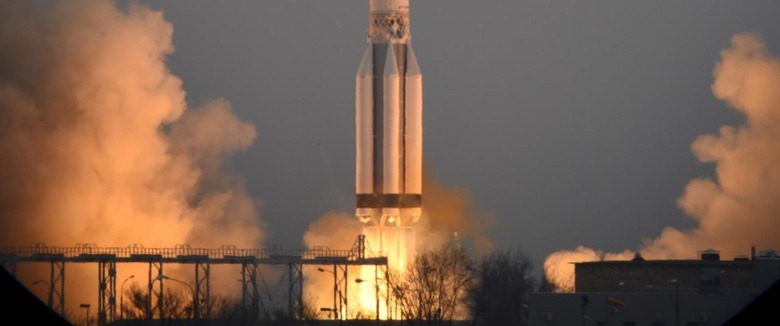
[0,1,428,325]
[0,235,387,326]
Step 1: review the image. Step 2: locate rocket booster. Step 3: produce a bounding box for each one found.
[356,0,422,227]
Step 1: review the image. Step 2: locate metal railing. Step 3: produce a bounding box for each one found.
[0,243,385,261]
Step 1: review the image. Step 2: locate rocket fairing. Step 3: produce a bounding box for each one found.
[356,0,422,228]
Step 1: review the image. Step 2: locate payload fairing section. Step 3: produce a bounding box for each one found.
[356,0,421,268]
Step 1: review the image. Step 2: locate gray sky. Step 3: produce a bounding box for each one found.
[138,1,780,267]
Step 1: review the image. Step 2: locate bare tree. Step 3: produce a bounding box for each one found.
[205,293,235,320]
[299,294,322,323]
[390,244,474,324]
[469,248,535,326]
[122,283,147,320]
[161,287,189,319]
[121,282,196,321]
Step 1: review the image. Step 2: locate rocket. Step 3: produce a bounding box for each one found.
[356,0,422,231]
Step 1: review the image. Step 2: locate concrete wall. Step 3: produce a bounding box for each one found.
[528,292,755,326]
[575,261,755,293]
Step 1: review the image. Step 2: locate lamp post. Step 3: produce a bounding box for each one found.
[120,275,135,324]
[80,303,91,326]
[355,278,379,321]
[157,274,197,319]
[317,267,339,320]
[671,279,679,326]
[32,280,53,309]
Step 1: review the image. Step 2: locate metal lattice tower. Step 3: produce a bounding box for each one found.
[194,260,209,319]
[50,258,66,316]
[145,260,163,321]
[335,264,349,319]
[97,259,117,326]
[351,234,368,259]
[239,260,276,320]
[241,260,260,319]
[288,263,303,318]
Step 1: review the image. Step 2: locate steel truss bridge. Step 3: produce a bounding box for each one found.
[0,235,387,326]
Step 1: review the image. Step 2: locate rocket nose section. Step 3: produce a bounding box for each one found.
[357,44,374,76]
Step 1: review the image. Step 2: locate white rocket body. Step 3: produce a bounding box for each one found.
[356,0,421,263]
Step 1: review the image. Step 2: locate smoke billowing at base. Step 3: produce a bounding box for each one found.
[545,33,780,292]
[0,0,263,313]
[302,168,494,318]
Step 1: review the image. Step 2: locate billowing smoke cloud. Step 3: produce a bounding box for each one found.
[419,167,494,253]
[303,212,363,252]
[0,0,263,314]
[543,247,632,293]
[544,33,780,291]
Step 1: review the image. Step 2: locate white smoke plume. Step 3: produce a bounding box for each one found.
[544,33,780,292]
[0,0,263,315]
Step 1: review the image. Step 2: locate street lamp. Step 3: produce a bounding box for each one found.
[80,303,91,326]
[317,267,340,320]
[157,274,197,319]
[671,279,680,326]
[355,278,379,321]
[32,280,53,309]
[120,275,134,323]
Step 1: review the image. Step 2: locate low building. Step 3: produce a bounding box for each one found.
[529,248,780,325]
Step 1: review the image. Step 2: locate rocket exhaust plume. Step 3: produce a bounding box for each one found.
[302,171,495,318]
[0,0,263,314]
[544,33,780,292]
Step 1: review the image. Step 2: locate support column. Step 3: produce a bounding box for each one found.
[241,261,259,320]
[384,264,390,320]
[336,264,349,320]
[97,259,117,326]
[287,263,303,319]
[194,260,210,319]
[50,259,66,316]
[146,261,163,321]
